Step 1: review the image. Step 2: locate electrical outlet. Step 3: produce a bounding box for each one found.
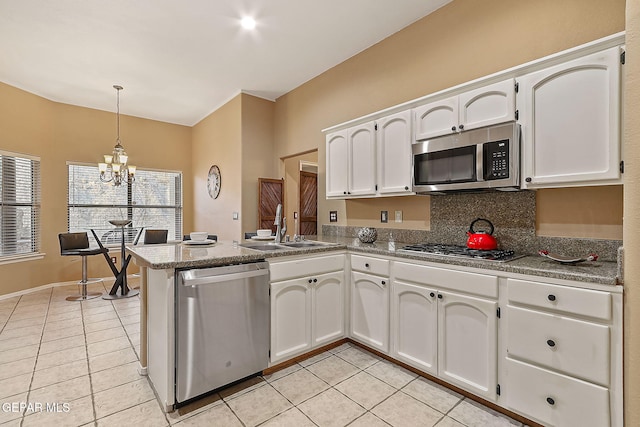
[111,256,117,264]
[294,212,299,219]
[395,210,403,223]
[329,211,338,222]
[381,211,388,223]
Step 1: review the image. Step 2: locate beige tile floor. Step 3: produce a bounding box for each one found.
[0,281,527,427]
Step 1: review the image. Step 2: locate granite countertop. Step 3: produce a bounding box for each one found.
[325,237,620,286]
[127,237,620,286]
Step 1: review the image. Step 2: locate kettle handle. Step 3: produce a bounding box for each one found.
[469,218,495,235]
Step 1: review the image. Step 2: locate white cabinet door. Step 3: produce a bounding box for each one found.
[270,278,312,363]
[326,130,349,197]
[414,79,515,140]
[414,96,458,140]
[438,291,498,401]
[312,271,345,347]
[517,46,622,188]
[459,78,515,132]
[391,281,438,375]
[351,271,389,352]
[348,121,377,196]
[376,110,413,195]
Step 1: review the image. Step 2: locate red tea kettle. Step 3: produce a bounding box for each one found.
[466,218,498,250]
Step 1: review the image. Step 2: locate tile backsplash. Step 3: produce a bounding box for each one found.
[323,191,622,261]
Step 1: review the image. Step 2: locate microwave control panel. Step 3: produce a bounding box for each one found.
[484,139,509,180]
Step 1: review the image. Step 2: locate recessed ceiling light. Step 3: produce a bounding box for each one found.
[241,17,256,30]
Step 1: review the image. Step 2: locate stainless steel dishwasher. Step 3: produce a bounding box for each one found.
[175,261,270,405]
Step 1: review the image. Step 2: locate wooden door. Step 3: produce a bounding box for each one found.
[258,178,283,232]
[299,171,317,235]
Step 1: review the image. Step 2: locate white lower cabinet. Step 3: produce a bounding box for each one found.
[351,271,389,352]
[269,254,345,364]
[270,252,622,427]
[391,261,498,401]
[505,358,610,427]
[504,278,621,427]
[391,281,437,375]
[438,291,497,400]
[271,277,312,362]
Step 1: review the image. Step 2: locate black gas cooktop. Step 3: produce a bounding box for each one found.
[398,243,525,262]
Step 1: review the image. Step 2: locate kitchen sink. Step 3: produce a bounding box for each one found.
[240,243,288,251]
[280,241,330,248]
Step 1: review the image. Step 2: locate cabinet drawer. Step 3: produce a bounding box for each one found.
[269,254,344,282]
[507,306,610,386]
[351,254,389,276]
[507,278,611,320]
[394,261,498,298]
[505,358,610,427]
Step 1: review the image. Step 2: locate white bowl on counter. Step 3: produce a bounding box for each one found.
[256,229,272,237]
[190,231,209,241]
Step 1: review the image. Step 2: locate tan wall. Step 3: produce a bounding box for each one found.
[346,197,430,230]
[241,94,277,235]
[191,95,242,241]
[624,0,640,424]
[0,83,192,295]
[273,0,626,238]
[536,186,623,239]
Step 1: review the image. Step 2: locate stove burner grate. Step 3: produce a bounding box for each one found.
[399,243,523,262]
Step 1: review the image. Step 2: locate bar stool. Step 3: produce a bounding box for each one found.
[59,232,109,301]
[143,229,168,244]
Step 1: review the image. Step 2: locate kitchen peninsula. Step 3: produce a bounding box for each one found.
[127,235,621,426]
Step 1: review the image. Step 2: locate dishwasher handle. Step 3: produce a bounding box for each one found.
[181,268,269,287]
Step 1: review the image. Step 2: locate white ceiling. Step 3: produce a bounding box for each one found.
[0,0,451,126]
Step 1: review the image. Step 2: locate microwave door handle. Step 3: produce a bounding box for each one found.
[476,144,484,181]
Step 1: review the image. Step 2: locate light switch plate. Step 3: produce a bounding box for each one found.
[395,210,403,223]
[232,212,239,220]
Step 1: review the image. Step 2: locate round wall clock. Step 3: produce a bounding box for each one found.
[207,165,221,199]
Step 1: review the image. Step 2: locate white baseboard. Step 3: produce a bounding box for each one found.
[0,275,139,301]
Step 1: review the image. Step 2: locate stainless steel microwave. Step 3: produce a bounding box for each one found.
[412,122,520,194]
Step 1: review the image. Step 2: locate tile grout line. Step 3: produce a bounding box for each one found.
[86,281,114,427]
[20,287,52,427]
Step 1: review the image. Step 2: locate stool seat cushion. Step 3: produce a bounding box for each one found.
[61,247,109,257]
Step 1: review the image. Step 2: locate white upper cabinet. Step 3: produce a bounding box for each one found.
[326,121,376,198]
[348,122,377,196]
[326,130,349,198]
[376,110,413,195]
[517,46,622,188]
[458,79,516,131]
[326,113,413,199]
[413,96,458,140]
[414,79,516,140]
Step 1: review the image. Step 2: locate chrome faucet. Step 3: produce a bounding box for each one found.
[274,204,287,243]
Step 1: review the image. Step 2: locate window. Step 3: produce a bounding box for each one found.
[67,163,182,243]
[0,150,41,259]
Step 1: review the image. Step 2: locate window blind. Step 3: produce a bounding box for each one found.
[68,164,182,243]
[0,150,41,258]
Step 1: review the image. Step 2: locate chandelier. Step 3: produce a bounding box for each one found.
[98,85,136,186]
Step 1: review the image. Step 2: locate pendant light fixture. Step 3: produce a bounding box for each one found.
[98,85,136,186]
